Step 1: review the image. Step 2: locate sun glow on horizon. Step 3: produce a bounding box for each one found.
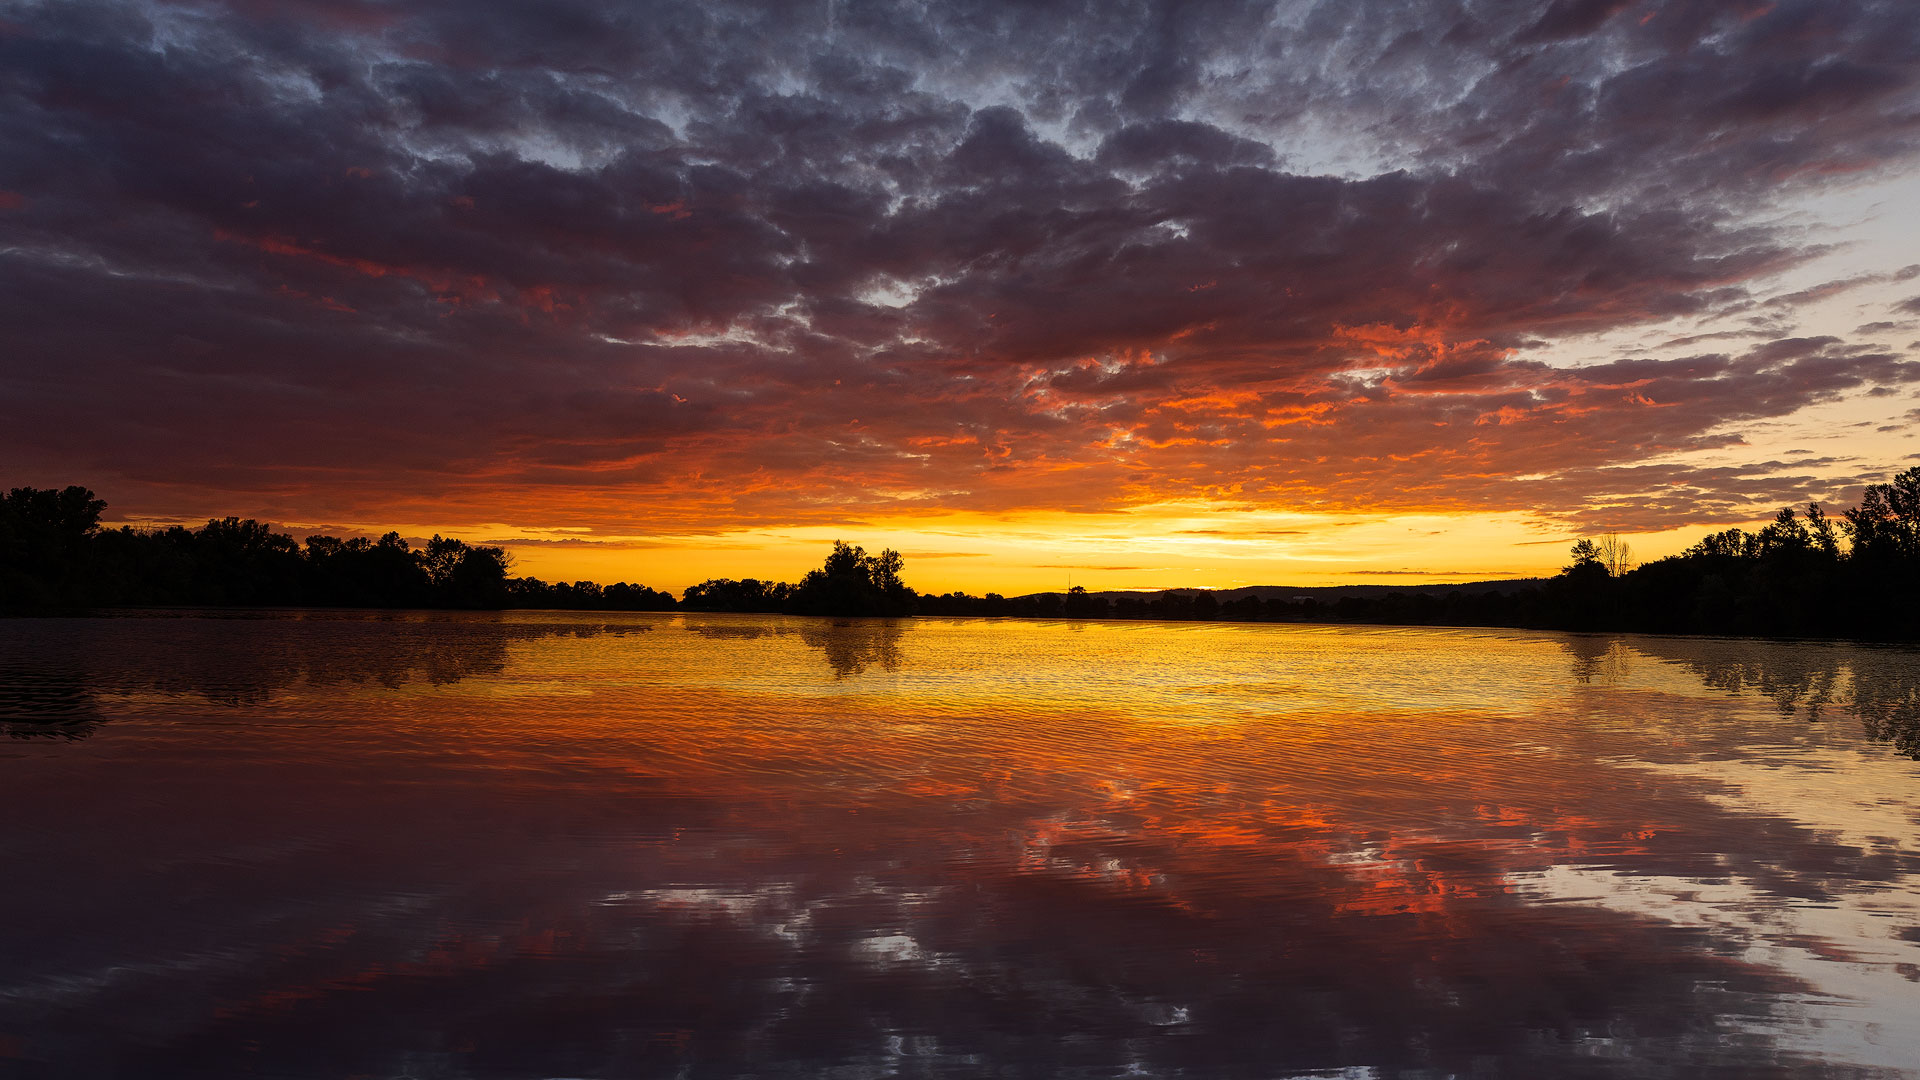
[92,506,1786,598]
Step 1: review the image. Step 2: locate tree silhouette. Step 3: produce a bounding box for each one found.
[1844,465,1920,563]
[1,485,106,606]
[1597,533,1635,577]
[7,477,1920,637]
[787,541,916,616]
[1567,539,1601,570]
[2,488,522,611]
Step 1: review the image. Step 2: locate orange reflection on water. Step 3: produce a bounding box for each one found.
[2,614,1918,1077]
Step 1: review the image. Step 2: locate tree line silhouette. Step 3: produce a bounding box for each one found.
[680,541,914,617]
[2,487,514,609]
[4,469,1918,638]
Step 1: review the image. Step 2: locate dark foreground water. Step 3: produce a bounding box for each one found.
[3,613,1919,1079]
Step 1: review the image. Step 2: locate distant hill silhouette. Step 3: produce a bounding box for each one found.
[1081,580,1551,602]
[6,468,1920,639]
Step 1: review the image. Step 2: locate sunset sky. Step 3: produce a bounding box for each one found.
[5,0,1920,593]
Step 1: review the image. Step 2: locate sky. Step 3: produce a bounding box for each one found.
[4,0,1920,594]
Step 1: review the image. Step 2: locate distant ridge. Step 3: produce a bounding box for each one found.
[1047,579,1550,602]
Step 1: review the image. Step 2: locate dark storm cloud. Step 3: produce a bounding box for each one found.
[3,0,1919,529]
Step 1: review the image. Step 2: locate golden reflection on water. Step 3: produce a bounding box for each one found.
[2,613,1919,1078]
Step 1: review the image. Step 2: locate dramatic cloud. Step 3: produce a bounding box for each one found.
[4,0,1919,537]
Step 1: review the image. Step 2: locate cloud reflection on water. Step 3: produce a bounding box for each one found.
[1,615,1917,1078]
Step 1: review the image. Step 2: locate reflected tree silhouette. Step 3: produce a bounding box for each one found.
[798,619,906,679]
[685,616,907,678]
[1637,638,1845,720]
[1852,659,1920,759]
[2,613,916,743]
[0,616,650,738]
[684,621,781,641]
[1563,635,1635,687]
[0,666,102,740]
[1596,636,1920,758]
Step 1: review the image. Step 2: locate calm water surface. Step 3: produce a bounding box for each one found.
[3,612,1920,1079]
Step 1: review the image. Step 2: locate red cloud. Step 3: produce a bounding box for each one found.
[5,0,1919,536]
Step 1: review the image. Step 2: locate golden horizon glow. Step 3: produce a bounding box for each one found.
[104,505,1780,597]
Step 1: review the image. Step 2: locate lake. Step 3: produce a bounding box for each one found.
[3,611,1919,1079]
